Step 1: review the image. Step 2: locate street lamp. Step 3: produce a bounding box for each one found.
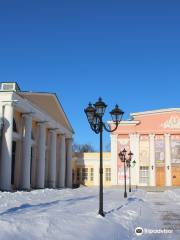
[119,148,128,198]
[126,151,136,192]
[84,97,124,217]
[119,149,136,196]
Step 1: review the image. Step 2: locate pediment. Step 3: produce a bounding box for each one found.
[133,109,180,131]
[20,92,74,133]
[114,109,180,134]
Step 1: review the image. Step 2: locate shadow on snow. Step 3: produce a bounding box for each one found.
[0,195,97,216]
[105,197,144,215]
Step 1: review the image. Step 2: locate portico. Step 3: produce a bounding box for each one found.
[0,82,74,191]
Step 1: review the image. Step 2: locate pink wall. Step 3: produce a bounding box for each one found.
[111,111,180,135]
[110,110,180,184]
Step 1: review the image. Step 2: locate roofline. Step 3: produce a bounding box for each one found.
[20,91,74,134]
[108,120,140,125]
[131,108,180,117]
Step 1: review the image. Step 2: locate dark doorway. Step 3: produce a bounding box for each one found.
[30,147,33,186]
[11,141,16,185]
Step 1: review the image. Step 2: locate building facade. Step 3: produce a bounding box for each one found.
[0,82,74,191]
[73,108,180,188]
[73,152,112,186]
[110,109,180,187]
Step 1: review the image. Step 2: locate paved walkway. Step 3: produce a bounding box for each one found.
[144,191,180,239]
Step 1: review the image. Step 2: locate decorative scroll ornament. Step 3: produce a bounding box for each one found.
[161,116,180,129]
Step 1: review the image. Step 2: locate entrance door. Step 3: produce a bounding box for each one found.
[172,167,180,186]
[156,167,165,186]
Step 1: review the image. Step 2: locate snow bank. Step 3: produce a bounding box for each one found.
[0,187,149,240]
[0,187,178,240]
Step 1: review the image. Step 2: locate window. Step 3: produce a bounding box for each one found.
[77,168,81,181]
[82,168,88,181]
[139,136,149,165]
[139,166,149,184]
[171,136,180,164]
[105,168,111,182]
[90,168,94,181]
[155,136,165,165]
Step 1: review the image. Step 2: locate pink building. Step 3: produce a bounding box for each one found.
[110,108,180,187]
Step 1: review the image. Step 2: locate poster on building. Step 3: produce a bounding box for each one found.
[171,135,180,164]
[155,135,165,164]
[139,135,149,165]
[117,136,130,185]
[117,167,129,185]
[117,137,130,153]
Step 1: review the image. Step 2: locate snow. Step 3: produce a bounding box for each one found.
[165,189,180,202]
[0,187,179,240]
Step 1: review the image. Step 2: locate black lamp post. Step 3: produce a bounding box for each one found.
[119,149,136,196]
[119,149,128,198]
[84,97,124,217]
[126,151,136,192]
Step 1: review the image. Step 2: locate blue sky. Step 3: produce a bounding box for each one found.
[0,1,180,150]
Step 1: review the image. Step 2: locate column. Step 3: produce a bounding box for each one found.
[110,134,118,185]
[165,133,172,186]
[45,131,49,187]
[0,104,13,191]
[94,162,99,186]
[20,114,32,190]
[66,138,73,188]
[130,134,140,186]
[48,129,57,188]
[36,123,46,188]
[149,134,155,186]
[56,134,66,188]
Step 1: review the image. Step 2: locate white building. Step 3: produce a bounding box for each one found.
[0,82,74,191]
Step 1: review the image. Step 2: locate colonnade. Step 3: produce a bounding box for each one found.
[0,103,73,191]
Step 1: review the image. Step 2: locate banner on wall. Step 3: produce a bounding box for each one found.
[155,136,165,164]
[139,135,149,166]
[117,167,129,185]
[117,137,130,185]
[171,135,180,164]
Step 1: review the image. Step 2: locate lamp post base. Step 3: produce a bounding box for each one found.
[124,192,127,198]
[98,210,105,217]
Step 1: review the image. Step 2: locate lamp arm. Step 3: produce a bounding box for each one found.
[90,123,100,134]
[88,113,102,134]
[103,121,118,133]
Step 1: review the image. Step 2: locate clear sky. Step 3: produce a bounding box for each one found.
[0,1,180,150]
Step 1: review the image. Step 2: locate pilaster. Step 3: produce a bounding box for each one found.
[165,133,172,186]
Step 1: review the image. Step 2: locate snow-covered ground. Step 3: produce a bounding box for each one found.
[0,187,179,240]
